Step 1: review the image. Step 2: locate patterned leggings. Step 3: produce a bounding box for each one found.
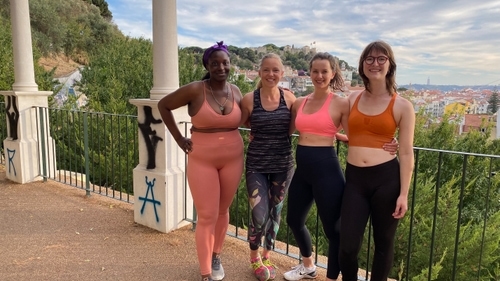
[246,168,294,251]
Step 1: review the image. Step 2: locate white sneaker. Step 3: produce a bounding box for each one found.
[283,264,317,280]
[211,255,225,280]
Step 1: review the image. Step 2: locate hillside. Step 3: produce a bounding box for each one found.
[39,55,81,78]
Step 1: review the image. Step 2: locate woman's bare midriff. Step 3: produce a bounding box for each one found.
[191,127,238,133]
[347,146,396,167]
[298,133,336,147]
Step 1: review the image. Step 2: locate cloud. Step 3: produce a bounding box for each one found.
[106,0,500,86]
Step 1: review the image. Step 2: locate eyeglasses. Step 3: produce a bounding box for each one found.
[364,56,388,65]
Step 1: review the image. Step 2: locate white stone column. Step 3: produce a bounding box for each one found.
[1,0,56,183]
[129,0,192,233]
[149,0,179,101]
[10,0,38,92]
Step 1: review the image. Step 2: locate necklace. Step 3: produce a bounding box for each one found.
[208,81,230,111]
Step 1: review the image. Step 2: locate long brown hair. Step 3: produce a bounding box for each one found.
[358,40,397,94]
[309,52,345,91]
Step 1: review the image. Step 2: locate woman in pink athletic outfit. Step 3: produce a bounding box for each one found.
[158,41,244,281]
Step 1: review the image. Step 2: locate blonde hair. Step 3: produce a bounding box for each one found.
[256,53,284,89]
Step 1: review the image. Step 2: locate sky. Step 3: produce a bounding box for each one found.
[106,0,500,86]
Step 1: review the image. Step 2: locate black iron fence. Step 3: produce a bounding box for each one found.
[36,106,138,202]
[2,104,499,280]
[0,101,5,165]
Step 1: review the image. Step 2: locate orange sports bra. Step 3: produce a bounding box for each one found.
[191,82,241,129]
[348,93,397,148]
[295,93,338,137]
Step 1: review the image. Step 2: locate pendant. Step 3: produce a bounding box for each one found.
[219,106,224,111]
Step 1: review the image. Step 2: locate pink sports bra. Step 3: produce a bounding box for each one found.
[191,82,241,129]
[295,93,338,137]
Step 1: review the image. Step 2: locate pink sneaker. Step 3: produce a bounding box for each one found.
[262,257,277,280]
[250,257,270,281]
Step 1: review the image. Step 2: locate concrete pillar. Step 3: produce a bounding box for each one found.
[1,0,56,183]
[129,0,192,233]
[149,0,179,101]
[10,0,38,92]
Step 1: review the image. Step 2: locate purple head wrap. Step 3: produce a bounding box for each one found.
[202,41,230,69]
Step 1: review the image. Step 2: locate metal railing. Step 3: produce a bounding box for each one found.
[36,106,138,202]
[0,101,5,165]
[3,105,499,280]
[180,123,500,280]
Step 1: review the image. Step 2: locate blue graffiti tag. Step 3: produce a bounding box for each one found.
[138,176,161,222]
[7,148,16,176]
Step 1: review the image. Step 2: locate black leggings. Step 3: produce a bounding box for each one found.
[246,168,294,251]
[339,158,401,281]
[286,145,345,279]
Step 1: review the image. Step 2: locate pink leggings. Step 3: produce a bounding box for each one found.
[187,130,244,275]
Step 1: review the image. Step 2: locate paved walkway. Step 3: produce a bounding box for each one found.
[0,165,336,281]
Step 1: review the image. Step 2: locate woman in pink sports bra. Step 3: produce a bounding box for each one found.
[157,41,244,281]
[284,52,349,281]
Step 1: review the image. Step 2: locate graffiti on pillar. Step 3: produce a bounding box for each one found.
[139,176,161,222]
[7,148,17,176]
[6,96,20,140]
[138,106,163,169]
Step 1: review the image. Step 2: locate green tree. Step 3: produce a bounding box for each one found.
[230,72,256,95]
[0,17,14,91]
[82,0,113,20]
[487,89,499,114]
[77,36,153,114]
[0,15,54,92]
[263,43,280,53]
[178,47,205,86]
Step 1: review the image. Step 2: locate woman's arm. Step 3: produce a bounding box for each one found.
[339,96,350,141]
[393,98,416,219]
[157,82,198,152]
[240,92,254,128]
[289,97,303,135]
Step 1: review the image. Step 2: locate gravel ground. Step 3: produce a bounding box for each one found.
[1,165,347,281]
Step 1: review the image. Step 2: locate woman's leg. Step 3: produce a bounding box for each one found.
[246,172,271,252]
[338,163,372,281]
[213,137,244,255]
[368,159,400,281]
[286,169,314,260]
[188,157,222,276]
[265,168,294,250]
[310,151,345,280]
[188,130,243,278]
[246,172,273,281]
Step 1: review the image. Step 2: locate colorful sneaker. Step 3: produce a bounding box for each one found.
[262,257,277,280]
[211,255,225,280]
[283,264,317,280]
[250,257,270,281]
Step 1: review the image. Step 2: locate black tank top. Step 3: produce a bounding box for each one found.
[245,88,294,173]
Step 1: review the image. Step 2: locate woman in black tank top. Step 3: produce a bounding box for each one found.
[240,53,296,281]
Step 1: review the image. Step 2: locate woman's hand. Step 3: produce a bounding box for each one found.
[393,195,408,219]
[383,138,399,155]
[335,133,349,144]
[176,136,193,153]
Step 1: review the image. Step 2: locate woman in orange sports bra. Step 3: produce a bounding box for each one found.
[157,41,244,281]
[339,41,416,281]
